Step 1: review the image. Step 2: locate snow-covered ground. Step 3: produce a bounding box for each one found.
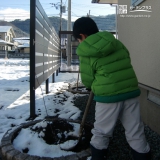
[0,58,91,159]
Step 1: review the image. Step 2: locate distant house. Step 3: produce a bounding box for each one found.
[13,37,30,53]
[7,37,30,58]
[0,26,16,58]
[17,43,30,54]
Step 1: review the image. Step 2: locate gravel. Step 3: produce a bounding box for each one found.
[73,94,160,160]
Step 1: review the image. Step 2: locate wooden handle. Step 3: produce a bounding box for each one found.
[79,91,94,137]
[76,71,80,91]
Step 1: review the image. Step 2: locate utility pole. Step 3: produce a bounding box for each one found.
[50,2,63,33]
[67,0,71,66]
[67,0,71,31]
[87,10,90,17]
[60,0,62,32]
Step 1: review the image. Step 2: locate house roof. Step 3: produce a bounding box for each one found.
[0,26,16,38]
[0,26,12,32]
[18,43,29,48]
[14,38,29,44]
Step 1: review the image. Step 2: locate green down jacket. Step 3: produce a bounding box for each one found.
[76,31,140,103]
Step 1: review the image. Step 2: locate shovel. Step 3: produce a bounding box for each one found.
[60,91,94,151]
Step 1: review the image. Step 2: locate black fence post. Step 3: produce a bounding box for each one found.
[30,0,36,118]
[52,73,55,83]
[56,69,58,76]
[46,78,49,94]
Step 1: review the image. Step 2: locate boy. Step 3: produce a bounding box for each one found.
[73,17,151,160]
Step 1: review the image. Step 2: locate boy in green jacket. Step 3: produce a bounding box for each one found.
[73,17,151,160]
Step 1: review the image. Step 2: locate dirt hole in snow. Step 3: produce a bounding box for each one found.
[30,118,93,152]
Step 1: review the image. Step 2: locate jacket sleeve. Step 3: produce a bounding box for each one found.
[79,56,95,89]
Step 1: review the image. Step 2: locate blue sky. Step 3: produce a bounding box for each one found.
[0,0,115,21]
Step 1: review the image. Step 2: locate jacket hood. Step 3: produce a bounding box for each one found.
[76,31,116,57]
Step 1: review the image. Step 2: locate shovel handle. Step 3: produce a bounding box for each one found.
[79,91,94,136]
[76,68,80,90]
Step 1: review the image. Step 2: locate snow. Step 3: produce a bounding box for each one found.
[59,122,80,151]
[60,140,78,151]
[0,58,91,159]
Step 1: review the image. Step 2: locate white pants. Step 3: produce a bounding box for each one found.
[90,97,150,153]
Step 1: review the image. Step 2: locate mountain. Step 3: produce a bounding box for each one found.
[0,20,29,38]
[50,14,116,32]
[11,19,30,37]
[49,16,68,33]
[7,17,68,37]
[9,17,69,35]
[48,15,116,32]
[90,15,116,31]
[0,15,116,38]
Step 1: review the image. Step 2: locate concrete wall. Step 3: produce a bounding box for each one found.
[139,88,160,134]
[118,0,160,134]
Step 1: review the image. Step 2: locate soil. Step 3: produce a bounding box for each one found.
[23,118,93,153]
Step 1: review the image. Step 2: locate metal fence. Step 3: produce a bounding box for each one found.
[0,50,7,58]
[0,51,30,58]
[8,53,30,58]
[30,0,61,118]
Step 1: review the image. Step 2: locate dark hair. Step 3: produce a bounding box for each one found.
[73,17,99,40]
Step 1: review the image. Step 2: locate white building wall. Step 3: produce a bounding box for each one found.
[118,0,160,90]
